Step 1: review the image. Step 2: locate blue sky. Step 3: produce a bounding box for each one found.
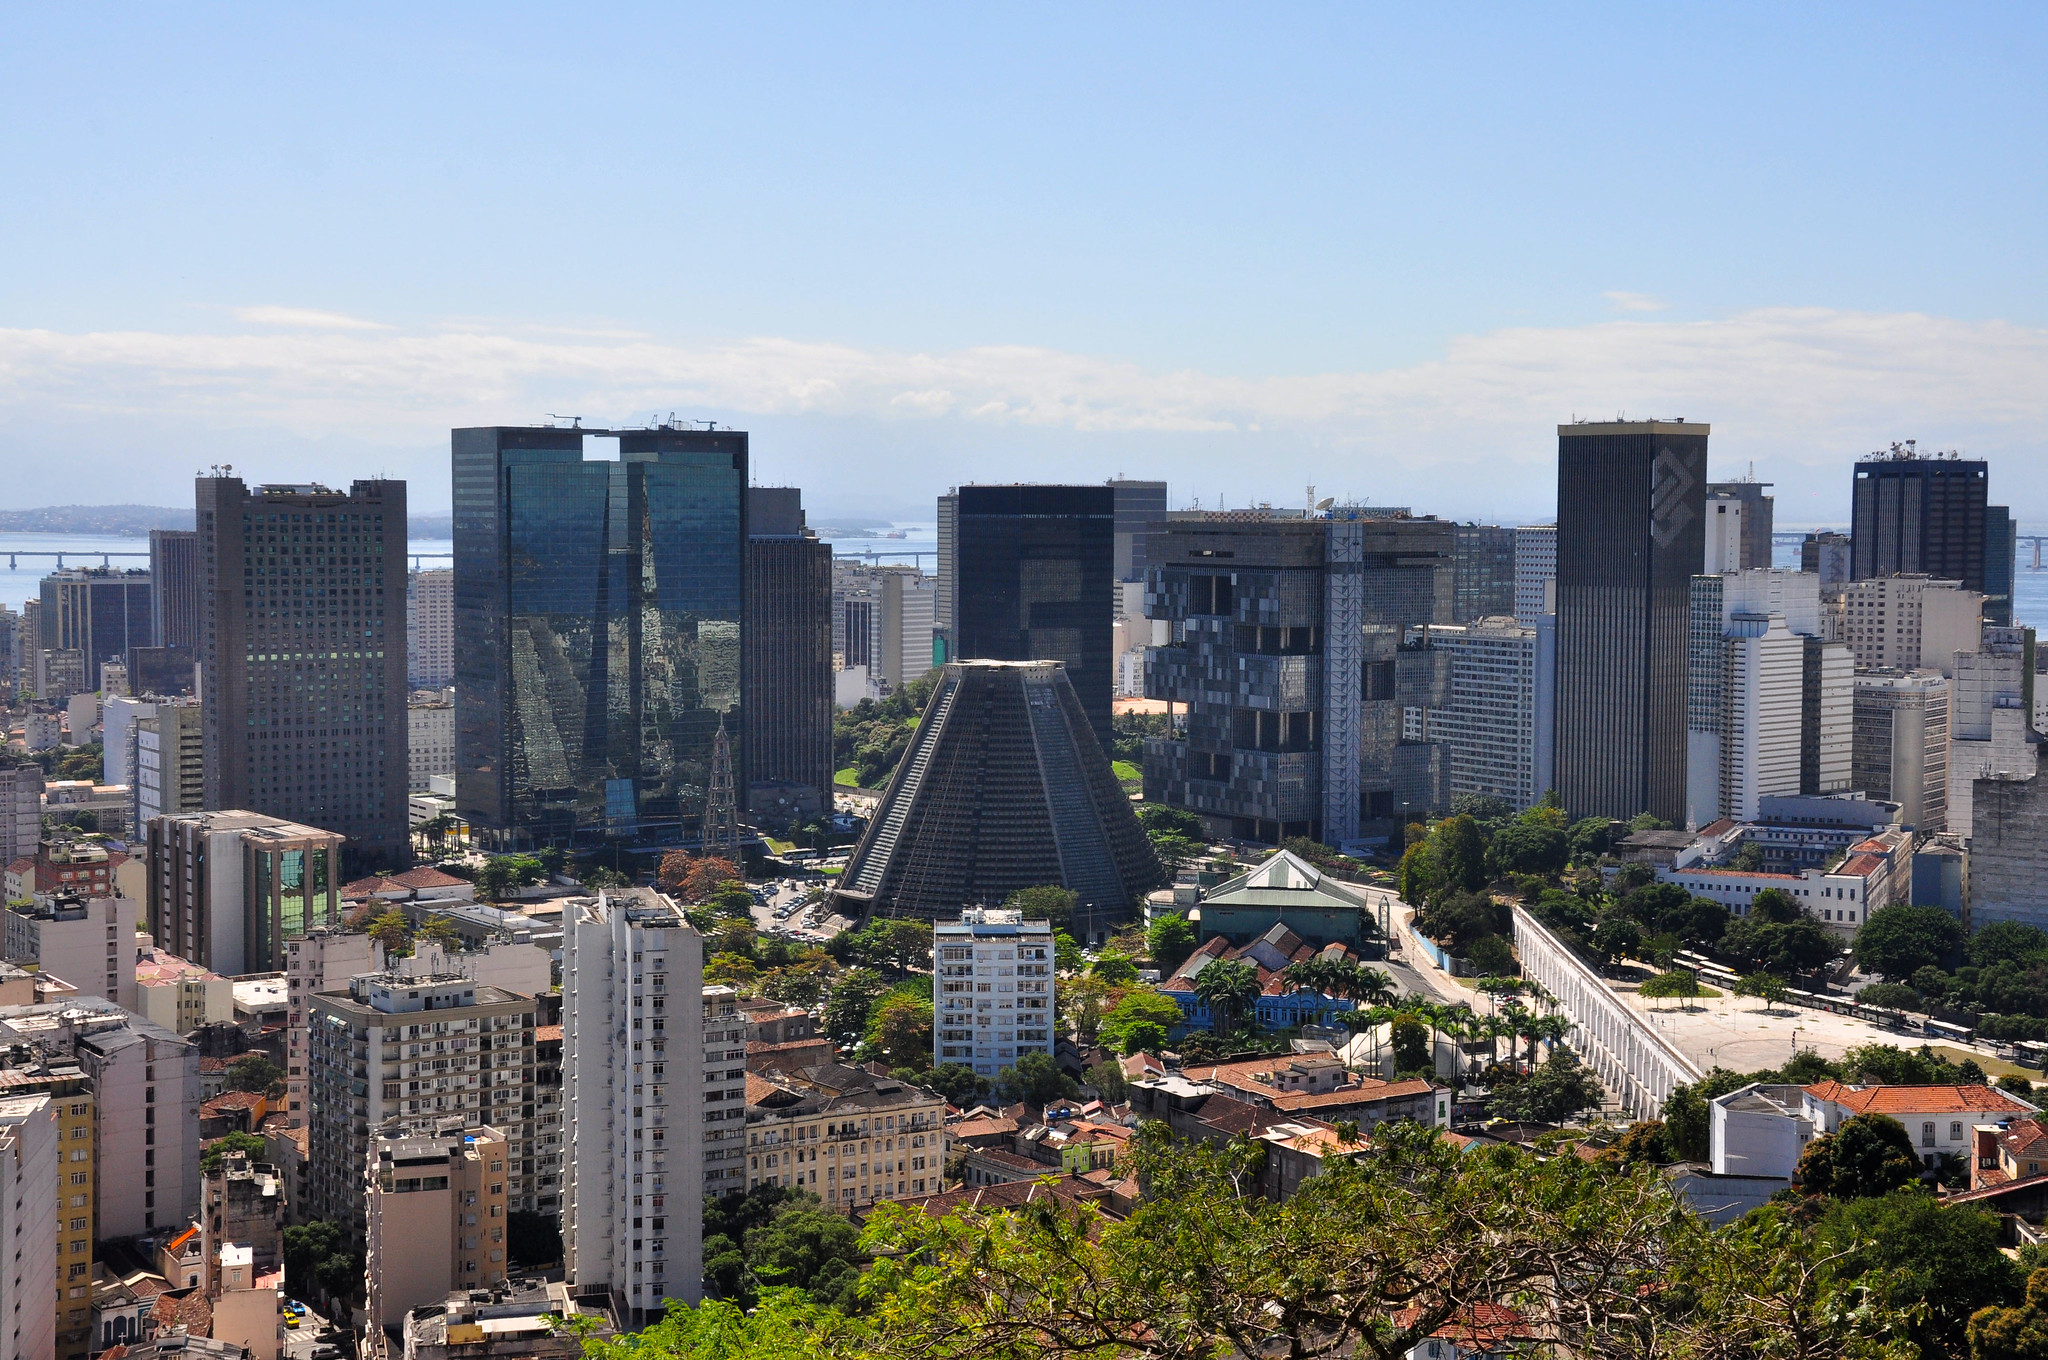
[2,4,2044,524]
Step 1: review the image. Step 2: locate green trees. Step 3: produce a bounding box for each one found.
[283,1219,362,1304]
[1487,821,1568,877]
[200,1131,267,1174]
[822,969,891,1040]
[997,1051,1077,1107]
[703,1186,869,1311]
[1486,1048,1604,1124]
[1722,910,1837,977]
[1191,958,1260,1034]
[1096,988,1185,1055]
[223,1053,284,1095]
[1427,815,1489,893]
[1004,885,1077,932]
[1465,933,1516,976]
[1390,1015,1429,1073]
[1088,954,1139,985]
[1855,904,1964,982]
[863,985,934,1069]
[1796,1114,1919,1199]
[1638,970,1702,1008]
[475,853,547,902]
[1733,971,1788,1011]
[1816,1192,2022,1359]
[1968,1266,2048,1360]
[366,907,412,957]
[1146,913,1197,970]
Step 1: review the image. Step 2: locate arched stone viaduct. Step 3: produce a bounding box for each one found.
[1511,906,1703,1120]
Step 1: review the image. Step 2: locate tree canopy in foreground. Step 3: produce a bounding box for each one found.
[584,1121,1917,1360]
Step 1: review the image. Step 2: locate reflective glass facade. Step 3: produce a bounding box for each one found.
[455,427,747,847]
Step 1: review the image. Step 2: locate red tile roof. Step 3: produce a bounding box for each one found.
[1839,854,1887,877]
[1805,1081,2035,1117]
[201,1090,266,1115]
[1395,1303,1531,1347]
[533,1025,562,1043]
[391,866,467,889]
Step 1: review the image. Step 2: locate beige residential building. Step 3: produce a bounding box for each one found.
[306,972,538,1232]
[1837,574,1982,672]
[283,928,379,1129]
[135,947,233,1035]
[144,810,347,976]
[743,1062,947,1207]
[2,893,138,1011]
[365,1120,509,1334]
[0,1052,93,1360]
[207,1242,281,1360]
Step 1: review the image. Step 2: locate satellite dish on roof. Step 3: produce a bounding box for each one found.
[1316,497,1335,512]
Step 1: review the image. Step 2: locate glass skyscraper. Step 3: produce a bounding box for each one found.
[953,484,1115,747]
[454,425,747,848]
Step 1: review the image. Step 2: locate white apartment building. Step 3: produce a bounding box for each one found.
[1837,575,1982,672]
[100,696,153,789]
[408,691,456,794]
[407,568,454,688]
[1512,524,1556,626]
[1950,630,2033,838]
[305,971,539,1229]
[1852,670,1951,831]
[703,987,746,1202]
[876,567,936,686]
[934,909,1056,1078]
[1424,616,1555,809]
[1687,571,1851,827]
[0,998,202,1239]
[283,928,378,1129]
[0,1095,57,1360]
[2,894,138,1012]
[134,701,203,827]
[562,889,706,1324]
[1703,494,1746,575]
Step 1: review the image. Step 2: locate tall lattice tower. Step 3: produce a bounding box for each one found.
[702,719,740,859]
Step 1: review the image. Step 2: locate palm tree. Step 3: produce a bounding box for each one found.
[1193,959,1261,1037]
[1344,963,1396,1009]
[1529,1012,1572,1064]
[1277,958,1335,1027]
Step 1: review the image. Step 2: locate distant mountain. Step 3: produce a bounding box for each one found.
[0,505,193,534]
[0,506,455,541]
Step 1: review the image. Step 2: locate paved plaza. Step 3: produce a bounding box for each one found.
[1617,984,1952,1075]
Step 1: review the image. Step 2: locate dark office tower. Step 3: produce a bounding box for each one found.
[934,491,957,658]
[1108,479,1168,580]
[953,485,1116,747]
[453,424,746,849]
[742,488,833,827]
[1554,420,1709,824]
[1705,479,1775,570]
[149,529,202,649]
[1850,445,1989,591]
[1450,524,1516,622]
[196,476,409,864]
[1801,530,1851,590]
[39,567,154,688]
[831,660,1162,941]
[1986,504,2016,628]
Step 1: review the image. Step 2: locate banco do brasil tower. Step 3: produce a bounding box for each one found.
[454,425,746,849]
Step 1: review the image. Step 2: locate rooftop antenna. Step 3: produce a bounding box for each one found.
[1306,484,1316,512]
[546,414,583,428]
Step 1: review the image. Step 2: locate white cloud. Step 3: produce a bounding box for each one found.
[1,306,2044,518]
[229,305,394,331]
[1603,291,1668,313]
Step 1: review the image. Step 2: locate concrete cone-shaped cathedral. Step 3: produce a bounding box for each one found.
[831,660,1164,941]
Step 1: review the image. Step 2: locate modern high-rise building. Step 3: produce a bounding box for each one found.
[1450,525,1516,623]
[950,485,1116,747]
[406,567,455,687]
[1852,670,1950,831]
[562,889,706,1324]
[1836,575,1982,672]
[1108,479,1169,582]
[1702,492,1746,574]
[1802,530,1853,610]
[144,809,347,975]
[1512,524,1557,626]
[1963,740,2048,931]
[934,491,957,659]
[453,424,746,850]
[875,567,936,686]
[1685,571,1851,826]
[1986,503,2017,629]
[742,489,833,825]
[833,661,1161,940]
[1705,479,1775,570]
[196,475,411,863]
[933,908,1057,1078]
[1424,616,1556,810]
[1850,446,1990,591]
[1142,511,1454,841]
[38,568,154,694]
[1554,420,1709,824]
[148,529,201,653]
[702,987,746,1201]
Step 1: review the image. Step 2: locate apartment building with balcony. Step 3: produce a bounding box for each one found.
[934,909,1055,1078]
